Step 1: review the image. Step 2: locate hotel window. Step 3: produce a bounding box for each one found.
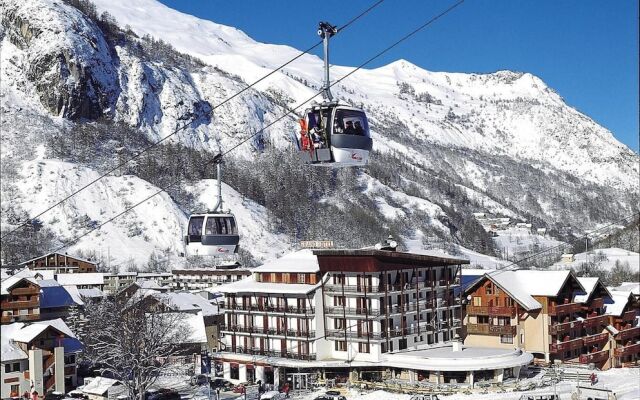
[335,341,347,351]
[334,296,346,307]
[333,274,345,285]
[334,318,346,329]
[500,334,514,344]
[358,343,370,353]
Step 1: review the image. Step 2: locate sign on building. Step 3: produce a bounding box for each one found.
[299,240,335,249]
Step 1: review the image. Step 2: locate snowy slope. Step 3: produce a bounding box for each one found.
[1,0,638,268]
[550,247,640,273]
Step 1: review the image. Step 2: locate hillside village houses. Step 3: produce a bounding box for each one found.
[1,248,638,397]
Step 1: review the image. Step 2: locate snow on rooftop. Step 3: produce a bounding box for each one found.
[77,288,104,298]
[252,249,319,273]
[1,323,29,361]
[56,272,104,286]
[1,319,76,357]
[82,377,123,395]
[605,290,633,317]
[486,271,541,311]
[215,275,319,295]
[1,274,38,295]
[611,281,640,295]
[151,292,221,316]
[575,277,600,303]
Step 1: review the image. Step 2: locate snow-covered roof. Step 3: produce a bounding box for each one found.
[1,319,76,360]
[63,285,85,306]
[78,288,105,298]
[136,279,166,290]
[611,282,640,295]
[575,277,610,303]
[33,270,55,280]
[151,292,221,316]
[40,281,79,308]
[137,272,173,278]
[82,377,122,395]
[1,324,28,362]
[1,274,39,295]
[19,252,96,266]
[215,275,319,295]
[466,270,584,311]
[56,273,104,286]
[252,249,319,273]
[461,268,495,276]
[605,290,634,317]
[0,268,9,280]
[161,312,207,344]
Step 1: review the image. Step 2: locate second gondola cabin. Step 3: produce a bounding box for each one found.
[297,103,373,167]
[185,213,239,256]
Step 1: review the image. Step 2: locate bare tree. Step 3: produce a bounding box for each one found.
[77,296,191,400]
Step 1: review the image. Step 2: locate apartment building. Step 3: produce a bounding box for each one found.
[214,248,471,385]
[1,319,80,398]
[605,288,640,367]
[172,267,251,291]
[463,270,628,369]
[20,253,97,273]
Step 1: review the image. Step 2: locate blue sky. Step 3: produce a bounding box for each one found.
[158,0,639,151]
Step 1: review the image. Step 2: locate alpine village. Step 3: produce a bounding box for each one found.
[0,1,638,400]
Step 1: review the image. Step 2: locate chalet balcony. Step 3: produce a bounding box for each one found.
[583,314,608,329]
[1,314,40,323]
[466,305,516,317]
[590,297,604,309]
[9,288,40,296]
[550,337,583,353]
[583,332,609,346]
[1,299,39,309]
[614,343,640,357]
[615,326,640,342]
[549,320,582,335]
[548,302,581,316]
[466,323,516,335]
[622,310,637,322]
[579,349,609,364]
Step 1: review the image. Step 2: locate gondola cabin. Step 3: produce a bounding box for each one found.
[185,213,239,256]
[297,104,373,167]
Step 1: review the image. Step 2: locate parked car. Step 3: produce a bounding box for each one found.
[44,392,66,400]
[145,389,180,400]
[65,391,88,400]
[409,395,440,400]
[190,374,210,386]
[260,391,285,400]
[233,385,246,394]
[322,391,347,400]
[210,378,233,390]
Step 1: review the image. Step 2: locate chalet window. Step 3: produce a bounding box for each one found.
[297,274,306,284]
[282,273,290,283]
[5,362,20,373]
[486,283,493,295]
[500,334,513,344]
[358,343,370,353]
[478,315,489,324]
[335,341,347,351]
[505,297,514,307]
[473,297,482,306]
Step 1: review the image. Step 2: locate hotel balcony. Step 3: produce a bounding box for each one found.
[466,305,516,317]
[323,282,454,294]
[550,337,583,353]
[324,306,382,317]
[549,320,583,335]
[583,314,608,329]
[614,343,640,357]
[466,323,517,335]
[579,349,609,364]
[220,325,315,338]
[615,326,640,342]
[583,332,609,346]
[548,302,581,316]
[230,347,316,361]
[223,304,312,315]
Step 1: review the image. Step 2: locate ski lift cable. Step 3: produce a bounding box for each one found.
[46,0,466,253]
[219,0,466,158]
[0,0,387,241]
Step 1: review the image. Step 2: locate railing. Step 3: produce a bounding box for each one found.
[583,315,608,328]
[220,325,315,338]
[622,310,637,321]
[548,302,581,316]
[589,297,604,309]
[616,326,640,342]
[43,354,55,370]
[550,320,583,335]
[10,288,40,296]
[323,282,448,294]
[466,305,516,317]
[223,304,312,314]
[45,375,55,391]
[550,337,583,353]
[324,307,382,317]
[1,299,39,309]
[1,314,40,323]
[326,322,438,340]
[614,343,640,357]
[227,347,316,361]
[583,332,609,346]
[466,323,516,335]
[579,349,609,364]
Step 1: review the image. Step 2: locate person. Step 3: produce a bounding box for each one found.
[590,372,597,385]
[283,382,290,398]
[354,120,364,135]
[310,127,323,148]
[215,387,220,400]
[344,120,356,134]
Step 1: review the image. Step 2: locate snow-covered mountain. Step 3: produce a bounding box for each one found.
[1,0,638,268]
